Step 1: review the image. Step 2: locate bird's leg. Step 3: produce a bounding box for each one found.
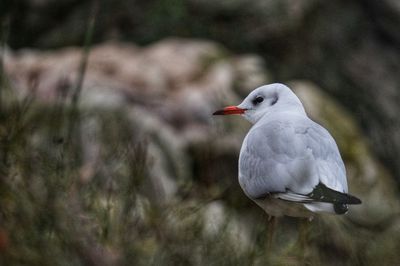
[296,217,312,259]
[266,215,277,251]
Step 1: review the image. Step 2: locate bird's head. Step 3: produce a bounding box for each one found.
[213,83,305,124]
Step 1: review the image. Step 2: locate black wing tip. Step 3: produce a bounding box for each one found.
[346,194,362,205]
[309,182,362,205]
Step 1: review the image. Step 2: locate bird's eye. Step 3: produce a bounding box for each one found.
[252,96,264,105]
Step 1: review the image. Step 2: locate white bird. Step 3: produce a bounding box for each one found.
[213,83,361,219]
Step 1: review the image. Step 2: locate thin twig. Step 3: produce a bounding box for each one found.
[0,15,10,106]
[70,0,99,107]
[63,0,99,175]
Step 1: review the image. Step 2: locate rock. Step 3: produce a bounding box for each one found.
[231,54,272,96]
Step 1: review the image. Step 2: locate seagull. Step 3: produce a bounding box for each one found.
[213,83,361,219]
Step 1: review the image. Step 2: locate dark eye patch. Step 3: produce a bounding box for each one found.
[270,96,278,105]
[252,96,264,105]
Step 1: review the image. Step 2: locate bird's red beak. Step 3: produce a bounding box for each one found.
[213,106,247,115]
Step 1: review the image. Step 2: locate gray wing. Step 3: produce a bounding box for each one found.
[238,116,348,201]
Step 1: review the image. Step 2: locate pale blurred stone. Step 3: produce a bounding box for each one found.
[202,201,252,252]
[232,54,272,95]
